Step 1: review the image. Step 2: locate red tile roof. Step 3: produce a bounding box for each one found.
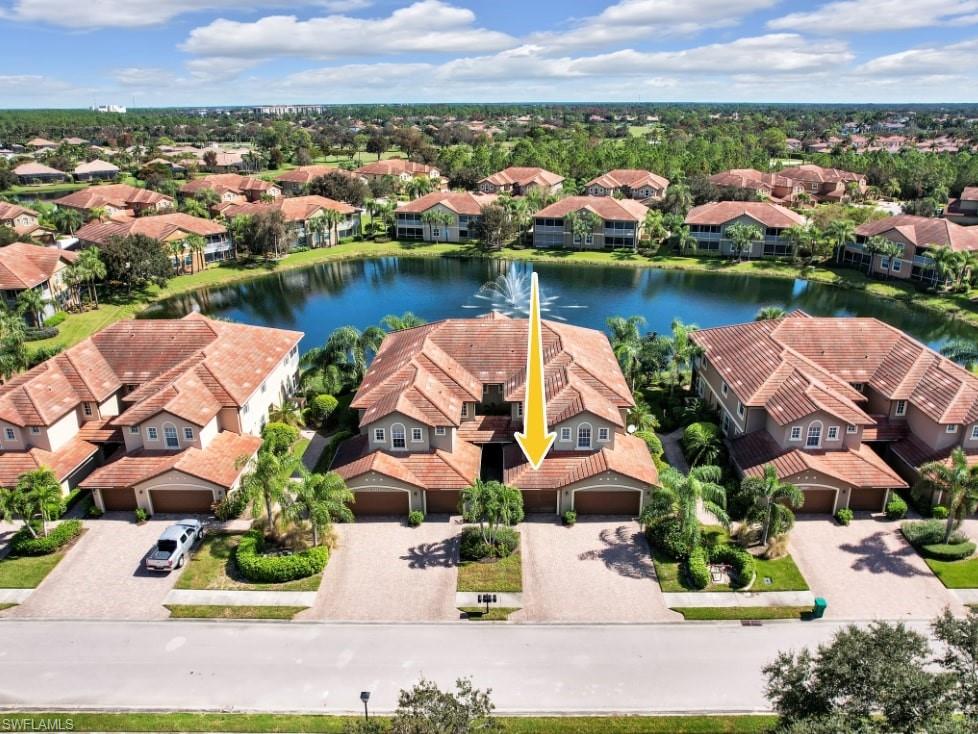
[54,184,171,211]
[179,174,277,197]
[221,194,356,222]
[685,201,806,228]
[275,165,340,185]
[778,164,865,185]
[396,192,496,216]
[533,196,648,222]
[0,435,98,486]
[855,215,978,253]
[73,160,120,175]
[503,433,657,489]
[708,168,797,193]
[480,167,564,188]
[14,163,64,176]
[0,203,40,222]
[0,242,76,290]
[76,212,226,246]
[355,159,436,177]
[586,169,668,191]
[332,434,481,490]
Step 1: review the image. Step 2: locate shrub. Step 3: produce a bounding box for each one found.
[886,496,908,520]
[835,508,854,526]
[708,543,756,589]
[308,394,339,425]
[902,519,967,548]
[408,510,424,527]
[134,508,148,524]
[459,525,519,561]
[44,312,66,327]
[10,519,82,556]
[646,515,693,560]
[922,542,977,561]
[634,430,663,459]
[765,533,790,560]
[685,546,711,590]
[932,505,949,520]
[563,510,577,526]
[233,530,328,583]
[213,490,248,521]
[86,504,103,519]
[24,326,59,342]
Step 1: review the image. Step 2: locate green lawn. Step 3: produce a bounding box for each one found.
[291,437,311,460]
[753,556,810,592]
[457,551,523,593]
[0,713,776,733]
[672,606,813,621]
[165,604,307,620]
[0,551,67,588]
[458,606,520,621]
[925,557,978,588]
[174,534,322,593]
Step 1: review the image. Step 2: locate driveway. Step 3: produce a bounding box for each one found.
[515,517,680,622]
[300,516,461,622]
[789,515,963,620]
[10,513,188,620]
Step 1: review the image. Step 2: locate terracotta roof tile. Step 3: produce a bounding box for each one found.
[533,196,648,222]
[503,433,657,489]
[685,201,806,228]
[397,192,496,216]
[586,169,668,191]
[0,436,98,486]
[480,167,564,188]
[221,194,356,222]
[0,242,76,290]
[76,212,225,246]
[855,215,978,252]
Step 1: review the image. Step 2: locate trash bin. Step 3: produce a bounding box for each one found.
[812,597,828,619]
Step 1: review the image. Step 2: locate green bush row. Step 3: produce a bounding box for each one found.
[23,326,59,342]
[233,530,328,583]
[707,544,756,589]
[922,542,976,561]
[686,546,711,590]
[646,516,693,560]
[459,525,518,561]
[902,519,968,548]
[10,519,82,556]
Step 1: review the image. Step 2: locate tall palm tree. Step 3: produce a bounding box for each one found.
[651,465,729,550]
[725,222,763,262]
[755,306,787,321]
[16,467,63,537]
[825,219,855,263]
[420,210,453,243]
[52,207,83,235]
[606,315,646,391]
[916,448,978,544]
[268,399,303,427]
[567,210,600,250]
[381,312,426,332]
[240,448,302,537]
[16,287,46,327]
[942,339,978,370]
[321,209,342,247]
[77,247,106,307]
[285,471,354,546]
[673,224,697,256]
[167,240,185,274]
[307,324,386,387]
[183,234,206,274]
[668,318,699,394]
[742,464,804,545]
[682,422,721,466]
[865,235,899,278]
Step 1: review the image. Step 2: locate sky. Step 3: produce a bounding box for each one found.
[0,0,977,108]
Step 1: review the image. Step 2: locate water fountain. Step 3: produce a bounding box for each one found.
[465,265,579,320]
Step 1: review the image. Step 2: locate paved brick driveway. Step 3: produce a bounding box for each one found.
[299,516,461,622]
[10,513,189,620]
[514,517,680,622]
[789,515,963,620]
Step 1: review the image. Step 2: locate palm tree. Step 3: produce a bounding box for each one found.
[89,207,107,224]
[865,235,901,278]
[725,222,763,262]
[606,315,646,391]
[268,399,303,427]
[306,213,327,248]
[16,467,63,537]
[780,224,811,260]
[240,447,302,537]
[650,465,729,550]
[825,219,856,263]
[381,312,426,331]
[307,324,386,387]
[77,247,105,307]
[742,465,804,546]
[682,422,721,466]
[627,398,659,432]
[668,318,699,394]
[942,339,978,369]
[673,224,697,256]
[567,210,599,250]
[285,471,354,546]
[755,306,787,321]
[876,240,904,280]
[51,207,83,235]
[321,208,342,247]
[461,478,524,549]
[183,234,206,274]
[420,210,453,243]
[167,240,185,274]
[16,287,46,327]
[916,448,978,544]
[660,183,693,215]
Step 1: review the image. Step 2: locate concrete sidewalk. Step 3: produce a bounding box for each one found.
[662,590,816,608]
[953,589,978,605]
[0,589,33,604]
[164,589,317,607]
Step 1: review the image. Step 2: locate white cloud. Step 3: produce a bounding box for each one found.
[768,0,978,33]
[180,1,516,59]
[529,0,780,51]
[855,37,978,76]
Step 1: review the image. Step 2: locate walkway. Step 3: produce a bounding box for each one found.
[660,428,689,473]
[300,429,330,473]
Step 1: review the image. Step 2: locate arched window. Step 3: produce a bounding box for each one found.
[806,421,822,448]
[163,423,179,449]
[577,423,592,449]
[391,423,406,450]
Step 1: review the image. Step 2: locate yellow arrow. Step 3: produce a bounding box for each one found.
[515,272,556,470]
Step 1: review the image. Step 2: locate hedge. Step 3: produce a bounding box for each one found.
[902,519,968,548]
[233,530,327,583]
[885,496,908,520]
[10,519,82,556]
[24,326,59,342]
[922,542,977,562]
[686,546,711,590]
[708,544,756,589]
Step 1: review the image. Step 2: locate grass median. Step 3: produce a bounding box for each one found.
[165,604,307,620]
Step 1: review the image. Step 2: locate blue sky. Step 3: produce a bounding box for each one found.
[1,0,977,108]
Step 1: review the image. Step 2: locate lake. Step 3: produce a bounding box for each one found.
[143,256,976,352]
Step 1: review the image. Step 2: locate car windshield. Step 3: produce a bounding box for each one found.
[157,539,178,553]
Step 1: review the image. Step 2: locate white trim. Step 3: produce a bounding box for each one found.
[390,422,407,451]
[895,400,907,417]
[946,424,959,434]
[794,482,841,514]
[789,426,802,441]
[373,427,386,443]
[435,426,446,436]
[597,427,610,442]
[146,426,159,441]
[577,422,593,449]
[560,426,571,441]
[827,426,839,441]
[162,422,180,449]
[805,421,823,448]
[410,427,423,443]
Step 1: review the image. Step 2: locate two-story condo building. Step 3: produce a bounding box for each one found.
[76,212,233,266]
[275,165,343,195]
[331,314,657,517]
[0,314,301,514]
[707,169,803,203]
[0,203,54,243]
[180,174,281,208]
[532,196,648,250]
[844,215,978,286]
[54,184,173,219]
[394,192,496,242]
[355,159,442,185]
[585,170,669,201]
[221,195,360,248]
[73,160,120,182]
[685,201,807,258]
[946,187,978,226]
[478,167,564,197]
[690,312,978,513]
[777,164,867,202]
[14,163,66,185]
[0,243,77,323]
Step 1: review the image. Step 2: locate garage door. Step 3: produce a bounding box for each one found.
[150,489,214,514]
[426,490,460,515]
[849,487,887,512]
[799,488,836,513]
[575,490,641,516]
[352,490,409,516]
[101,487,137,511]
[521,490,558,513]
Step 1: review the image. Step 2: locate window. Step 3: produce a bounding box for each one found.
[374,428,386,443]
[947,424,959,434]
[789,426,802,441]
[411,427,423,442]
[183,427,194,441]
[4,428,14,441]
[827,426,839,440]
[892,259,903,273]
[895,400,907,416]
[460,403,469,418]
[721,413,731,435]
[577,424,592,449]
[146,427,158,440]
[737,402,745,417]
[261,381,267,394]
[164,425,179,449]
[82,403,93,417]
[721,381,729,396]
[972,425,978,441]
[598,427,610,442]
[430,227,441,238]
[242,403,249,415]
[435,426,446,436]
[30,426,40,434]
[847,424,858,434]
[391,424,406,449]
[560,427,571,441]
[516,402,523,417]
[806,422,822,448]
[130,426,139,434]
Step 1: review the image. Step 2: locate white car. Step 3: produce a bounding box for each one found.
[145,519,203,572]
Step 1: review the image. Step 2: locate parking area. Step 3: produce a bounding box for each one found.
[789,514,963,620]
[299,516,461,622]
[9,513,189,620]
[515,517,680,622]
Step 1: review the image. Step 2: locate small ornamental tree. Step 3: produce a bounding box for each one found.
[461,478,524,552]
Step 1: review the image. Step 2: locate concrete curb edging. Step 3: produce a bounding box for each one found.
[163,589,317,607]
[0,588,33,605]
[662,590,815,608]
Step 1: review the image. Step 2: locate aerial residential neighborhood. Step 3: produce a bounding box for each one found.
[3,0,978,732]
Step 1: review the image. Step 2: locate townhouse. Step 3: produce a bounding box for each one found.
[331,313,657,517]
[777,164,867,202]
[532,196,647,250]
[73,160,120,182]
[0,313,304,514]
[843,215,978,285]
[394,192,496,242]
[76,212,233,266]
[684,201,807,258]
[180,174,281,208]
[355,159,441,185]
[946,187,978,227]
[275,165,342,195]
[54,184,173,219]
[0,202,54,243]
[14,162,66,185]
[478,167,564,197]
[585,169,669,201]
[707,169,803,203]
[221,195,361,248]
[691,312,978,513]
[0,243,77,323]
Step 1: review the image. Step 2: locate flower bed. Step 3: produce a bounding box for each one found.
[233,530,328,584]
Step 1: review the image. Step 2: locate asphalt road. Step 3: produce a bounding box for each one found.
[0,619,932,714]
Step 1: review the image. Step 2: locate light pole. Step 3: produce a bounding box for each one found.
[360,690,371,721]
